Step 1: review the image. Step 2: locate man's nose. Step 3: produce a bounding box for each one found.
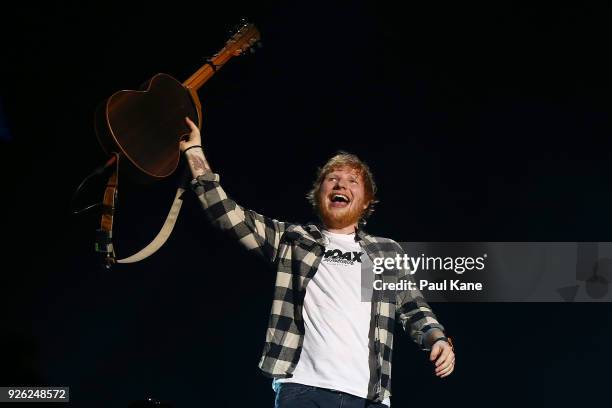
[333,179,347,189]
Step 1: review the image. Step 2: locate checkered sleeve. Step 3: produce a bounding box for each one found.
[393,242,446,351]
[190,172,287,262]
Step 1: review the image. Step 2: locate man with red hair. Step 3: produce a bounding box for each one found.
[181,118,455,408]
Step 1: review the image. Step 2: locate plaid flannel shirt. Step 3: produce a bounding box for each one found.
[191,172,446,403]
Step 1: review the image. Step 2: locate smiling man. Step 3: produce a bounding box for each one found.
[181,117,455,408]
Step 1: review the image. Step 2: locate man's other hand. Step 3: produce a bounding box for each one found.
[430,340,455,378]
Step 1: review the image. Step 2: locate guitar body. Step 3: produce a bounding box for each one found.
[95,73,200,182]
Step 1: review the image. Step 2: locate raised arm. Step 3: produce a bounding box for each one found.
[180,117,288,263]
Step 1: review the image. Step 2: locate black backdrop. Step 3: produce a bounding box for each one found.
[1,1,611,407]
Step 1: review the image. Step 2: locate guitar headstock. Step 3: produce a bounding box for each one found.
[222,21,262,57]
[185,21,261,91]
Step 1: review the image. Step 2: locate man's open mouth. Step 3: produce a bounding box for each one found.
[329,193,350,207]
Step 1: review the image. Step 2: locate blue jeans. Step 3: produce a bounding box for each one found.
[274,383,388,408]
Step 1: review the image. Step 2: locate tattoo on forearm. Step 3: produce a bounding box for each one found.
[186,149,212,177]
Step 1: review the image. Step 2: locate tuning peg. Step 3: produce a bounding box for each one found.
[231,20,246,34]
[230,18,249,34]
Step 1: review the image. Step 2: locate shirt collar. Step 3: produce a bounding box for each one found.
[304,222,369,245]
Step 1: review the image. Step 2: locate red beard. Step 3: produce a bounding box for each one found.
[318,195,364,230]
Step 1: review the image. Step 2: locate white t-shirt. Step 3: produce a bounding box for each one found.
[275,230,390,406]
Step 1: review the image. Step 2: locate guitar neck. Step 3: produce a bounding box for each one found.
[183,23,260,91]
[183,52,232,91]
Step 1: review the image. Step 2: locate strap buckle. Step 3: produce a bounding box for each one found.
[95,228,116,269]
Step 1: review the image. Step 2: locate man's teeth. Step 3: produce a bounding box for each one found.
[332,194,349,203]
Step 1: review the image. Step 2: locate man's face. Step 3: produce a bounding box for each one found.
[318,166,370,230]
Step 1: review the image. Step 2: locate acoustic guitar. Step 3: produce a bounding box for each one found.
[93,22,260,267]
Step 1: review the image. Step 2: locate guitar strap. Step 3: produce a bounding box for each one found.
[95,154,187,268]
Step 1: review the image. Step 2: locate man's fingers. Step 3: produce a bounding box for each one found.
[434,346,453,367]
[435,353,455,376]
[185,116,198,131]
[437,361,455,378]
[435,352,454,372]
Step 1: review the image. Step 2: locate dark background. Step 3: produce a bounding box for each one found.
[1,1,611,407]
